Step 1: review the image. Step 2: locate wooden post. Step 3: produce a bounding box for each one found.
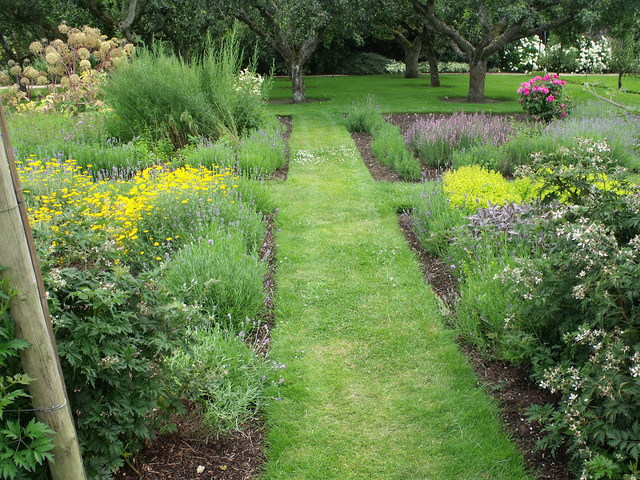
[0,101,86,480]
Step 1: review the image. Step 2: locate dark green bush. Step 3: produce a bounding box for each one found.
[0,278,55,480]
[37,219,186,479]
[338,52,391,75]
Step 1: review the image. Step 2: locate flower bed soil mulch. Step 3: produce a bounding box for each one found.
[115,113,572,480]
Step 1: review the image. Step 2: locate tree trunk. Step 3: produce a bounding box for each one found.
[422,28,440,87]
[0,102,86,479]
[619,73,623,90]
[467,58,487,102]
[290,62,306,104]
[405,37,422,79]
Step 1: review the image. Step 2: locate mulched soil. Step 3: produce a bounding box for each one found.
[115,113,573,480]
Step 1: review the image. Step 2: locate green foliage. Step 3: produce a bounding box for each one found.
[104,28,270,149]
[159,233,267,327]
[0,279,55,480]
[338,52,392,75]
[344,95,420,180]
[370,121,421,180]
[35,218,187,479]
[442,165,534,212]
[411,181,466,257]
[342,95,385,133]
[237,123,287,177]
[169,325,282,436]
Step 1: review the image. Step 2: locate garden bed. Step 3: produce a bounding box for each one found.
[357,122,574,480]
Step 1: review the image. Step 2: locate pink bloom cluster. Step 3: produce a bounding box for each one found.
[517,73,569,121]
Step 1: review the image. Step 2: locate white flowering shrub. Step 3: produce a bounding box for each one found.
[498,139,640,479]
[577,35,611,73]
[504,36,545,72]
[385,60,406,74]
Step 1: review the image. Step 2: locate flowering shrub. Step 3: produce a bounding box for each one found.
[517,74,569,121]
[495,139,640,479]
[1,23,134,113]
[577,35,611,74]
[504,36,545,73]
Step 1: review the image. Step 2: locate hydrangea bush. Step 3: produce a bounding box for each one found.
[517,74,569,121]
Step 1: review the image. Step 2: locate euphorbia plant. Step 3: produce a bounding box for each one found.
[517,73,569,121]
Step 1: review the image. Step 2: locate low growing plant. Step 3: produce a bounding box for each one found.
[169,324,283,436]
[442,165,535,212]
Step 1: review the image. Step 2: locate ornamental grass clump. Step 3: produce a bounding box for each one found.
[104,28,270,149]
[405,111,515,168]
[517,73,569,121]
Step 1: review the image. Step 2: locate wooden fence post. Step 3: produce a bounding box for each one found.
[0,101,86,480]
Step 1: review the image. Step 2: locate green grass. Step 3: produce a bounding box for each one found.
[262,111,532,479]
[267,73,640,116]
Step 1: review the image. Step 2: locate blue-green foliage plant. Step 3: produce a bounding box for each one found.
[169,324,283,436]
[0,278,56,480]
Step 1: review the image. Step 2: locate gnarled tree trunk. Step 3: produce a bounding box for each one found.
[423,29,440,87]
[290,62,306,104]
[404,37,422,78]
[467,58,488,102]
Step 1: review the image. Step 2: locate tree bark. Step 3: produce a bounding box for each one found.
[467,58,488,102]
[290,62,306,103]
[423,30,440,87]
[404,36,422,78]
[0,102,86,479]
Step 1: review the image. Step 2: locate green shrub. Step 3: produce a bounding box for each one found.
[495,139,640,478]
[370,122,421,180]
[442,165,534,212]
[37,219,186,479]
[159,233,266,326]
[104,28,270,149]
[0,278,56,480]
[338,52,391,75]
[343,95,385,133]
[411,181,466,257]
[237,123,287,177]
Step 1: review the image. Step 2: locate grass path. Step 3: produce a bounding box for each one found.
[263,111,532,480]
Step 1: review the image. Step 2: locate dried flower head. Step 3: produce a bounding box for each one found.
[29,41,43,54]
[36,75,48,85]
[45,51,62,65]
[58,22,69,34]
[24,65,39,80]
[77,47,90,60]
[79,59,92,71]
[68,73,81,85]
[20,77,30,86]
[9,65,22,76]
[0,71,9,85]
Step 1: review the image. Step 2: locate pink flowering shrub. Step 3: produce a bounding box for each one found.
[517,74,569,121]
